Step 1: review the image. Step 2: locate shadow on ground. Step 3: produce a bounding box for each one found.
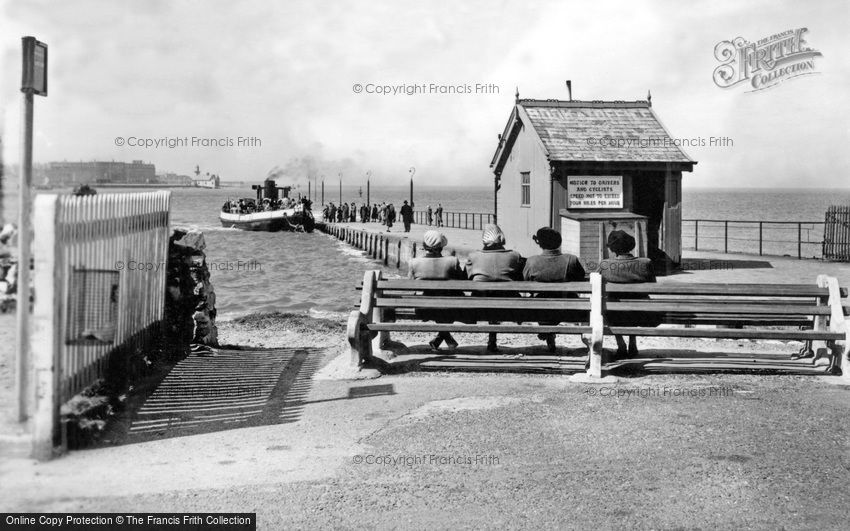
[98,347,340,445]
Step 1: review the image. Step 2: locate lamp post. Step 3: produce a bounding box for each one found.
[366,170,371,207]
[338,172,342,204]
[409,166,415,207]
[320,175,324,205]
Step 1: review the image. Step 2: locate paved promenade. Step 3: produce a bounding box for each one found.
[325,221,850,287]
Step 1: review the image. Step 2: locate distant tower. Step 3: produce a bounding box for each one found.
[647,90,652,106]
[194,165,200,177]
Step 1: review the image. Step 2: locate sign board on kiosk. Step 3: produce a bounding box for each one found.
[567,175,623,209]
[21,36,48,96]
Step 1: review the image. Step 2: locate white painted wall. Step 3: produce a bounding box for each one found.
[495,121,552,257]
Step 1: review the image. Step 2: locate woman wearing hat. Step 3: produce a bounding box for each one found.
[523,227,586,352]
[408,230,463,351]
[465,224,524,352]
[597,229,657,359]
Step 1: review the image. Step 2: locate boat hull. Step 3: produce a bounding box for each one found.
[219,209,314,232]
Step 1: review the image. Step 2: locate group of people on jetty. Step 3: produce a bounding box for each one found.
[222,196,312,214]
[409,224,654,360]
[322,201,446,232]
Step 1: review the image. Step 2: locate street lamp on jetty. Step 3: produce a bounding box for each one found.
[366,170,371,207]
[409,166,415,206]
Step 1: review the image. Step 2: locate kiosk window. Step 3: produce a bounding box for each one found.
[520,172,530,206]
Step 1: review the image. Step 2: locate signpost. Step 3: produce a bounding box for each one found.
[17,37,47,421]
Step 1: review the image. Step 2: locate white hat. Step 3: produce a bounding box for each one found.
[482,224,505,246]
[423,230,447,250]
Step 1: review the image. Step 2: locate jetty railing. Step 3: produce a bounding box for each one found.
[683,219,826,259]
[31,191,171,458]
[412,210,495,231]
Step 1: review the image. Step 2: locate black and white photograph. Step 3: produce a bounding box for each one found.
[1,0,849,529]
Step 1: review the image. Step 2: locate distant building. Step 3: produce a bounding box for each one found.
[490,94,696,264]
[44,160,156,186]
[157,173,194,186]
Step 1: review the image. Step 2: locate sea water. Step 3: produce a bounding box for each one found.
[1,184,849,317]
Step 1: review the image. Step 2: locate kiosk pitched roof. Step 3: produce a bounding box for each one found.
[492,99,695,170]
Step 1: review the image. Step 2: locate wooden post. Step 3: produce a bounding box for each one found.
[694,220,699,251]
[759,222,763,256]
[31,195,60,460]
[16,90,34,422]
[587,272,604,378]
[798,223,802,259]
[724,221,728,253]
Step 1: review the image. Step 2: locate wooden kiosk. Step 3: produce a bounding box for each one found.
[490,94,696,269]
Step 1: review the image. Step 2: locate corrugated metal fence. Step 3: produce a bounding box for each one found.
[31,191,171,458]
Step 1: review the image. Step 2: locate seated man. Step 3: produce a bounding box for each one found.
[465,224,524,352]
[523,227,586,352]
[408,230,463,351]
[597,230,656,359]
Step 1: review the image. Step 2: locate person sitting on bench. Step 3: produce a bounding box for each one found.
[597,230,656,359]
[465,224,524,352]
[523,227,586,352]
[408,230,463,351]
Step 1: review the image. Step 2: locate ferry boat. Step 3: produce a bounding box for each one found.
[219,179,315,232]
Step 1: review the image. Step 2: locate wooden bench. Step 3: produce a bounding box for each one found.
[347,271,850,380]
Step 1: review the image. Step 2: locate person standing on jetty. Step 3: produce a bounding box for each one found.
[408,230,462,351]
[341,202,349,223]
[597,230,656,359]
[435,204,444,227]
[371,203,379,222]
[523,227,586,352]
[465,224,524,352]
[386,203,396,232]
[426,205,433,226]
[400,200,414,232]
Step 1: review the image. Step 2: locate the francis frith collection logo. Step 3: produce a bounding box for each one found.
[713,28,822,92]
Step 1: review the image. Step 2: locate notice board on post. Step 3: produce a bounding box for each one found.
[567,175,622,209]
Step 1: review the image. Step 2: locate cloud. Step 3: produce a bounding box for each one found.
[1,0,847,188]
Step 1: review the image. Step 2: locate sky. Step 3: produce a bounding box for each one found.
[1,0,848,188]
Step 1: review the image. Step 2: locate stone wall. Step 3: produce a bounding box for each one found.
[166,228,218,353]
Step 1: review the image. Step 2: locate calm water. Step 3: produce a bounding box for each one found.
[1,183,849,318]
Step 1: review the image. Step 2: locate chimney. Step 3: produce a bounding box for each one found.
[566,80,572,101]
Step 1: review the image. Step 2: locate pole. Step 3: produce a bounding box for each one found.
[724,221,728,253]
[408,167,415,207]
[366,171,371,207]
[308,180,311,202]
[321,180,324,205]
[797,222,802,259]
[338,173,342,204]
[694,220,699,251]
[758,221,763,256]
[16,90,34,421]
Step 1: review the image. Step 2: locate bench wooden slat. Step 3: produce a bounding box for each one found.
[375,297,591,310]
[605,283,841,297]
[367,323,593,334]
[604,301,832,315]
[605,327,843,340]
[377,280,592,292]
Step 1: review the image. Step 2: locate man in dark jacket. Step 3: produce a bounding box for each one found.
[597,230,656,358]
[523,227,586,352]
[341,202,349,223]
[400,200,414,232]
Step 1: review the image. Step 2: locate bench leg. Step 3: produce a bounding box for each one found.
[347,311,371,368]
